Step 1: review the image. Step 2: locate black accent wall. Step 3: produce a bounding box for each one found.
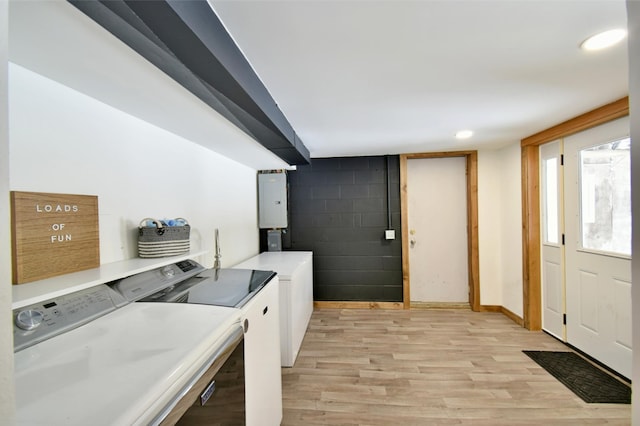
[285,156,402,302]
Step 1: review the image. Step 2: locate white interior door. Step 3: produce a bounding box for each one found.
[407,157,468,304]
[564,116,632,378]
[540,140,565,340]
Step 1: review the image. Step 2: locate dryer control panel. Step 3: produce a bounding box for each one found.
[111,259,205,302]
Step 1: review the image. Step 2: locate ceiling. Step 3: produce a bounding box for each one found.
[209,0,629,158]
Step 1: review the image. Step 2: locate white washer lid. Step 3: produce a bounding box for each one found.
[14,302,241,426]
[233,251,312,279]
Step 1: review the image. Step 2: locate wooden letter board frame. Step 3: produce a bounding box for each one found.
[11,191,100,284]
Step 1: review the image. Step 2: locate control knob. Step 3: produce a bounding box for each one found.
[161,266,176,278]
[15,309,44,331]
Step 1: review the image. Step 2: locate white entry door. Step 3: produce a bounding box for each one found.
[540,140,565,340]
[564,116,632,378]
[407,157,469,304]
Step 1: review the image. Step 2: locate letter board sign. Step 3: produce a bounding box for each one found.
[11,191,100,284]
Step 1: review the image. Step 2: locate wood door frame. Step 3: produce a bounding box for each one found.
[520,97,629,330]
[400,151,479,311]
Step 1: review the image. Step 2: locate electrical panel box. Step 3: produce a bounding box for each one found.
[258,172,287,229]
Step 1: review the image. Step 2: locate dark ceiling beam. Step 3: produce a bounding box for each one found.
[69,0,310,165]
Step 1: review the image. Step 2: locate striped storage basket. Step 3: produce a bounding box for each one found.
[138,218,190,258]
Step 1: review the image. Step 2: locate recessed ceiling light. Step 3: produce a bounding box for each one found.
[580,29,627,51]
[455,130,473,140]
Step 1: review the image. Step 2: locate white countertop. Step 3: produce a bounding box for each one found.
[234,251,312,279]
[14,302,241,426]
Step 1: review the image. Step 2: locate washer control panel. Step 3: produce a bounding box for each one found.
[13,284,126,352]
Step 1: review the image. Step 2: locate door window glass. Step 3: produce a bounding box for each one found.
[579,138,631,256]
[542,157,559,244]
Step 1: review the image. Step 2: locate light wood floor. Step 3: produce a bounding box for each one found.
[281,309,631,425]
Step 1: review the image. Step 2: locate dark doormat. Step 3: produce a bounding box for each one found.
[523,351,630,404]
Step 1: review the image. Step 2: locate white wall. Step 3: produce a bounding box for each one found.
[626,1,639,423]
[0,1,16,422]
[9,64,260,269]
[478,149,503,307]
[498,143,524,316]
[6,0,293,270]
[477,144,523,315]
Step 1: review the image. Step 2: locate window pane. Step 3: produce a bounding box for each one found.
[542,157,559,244]
[580,138,631,255]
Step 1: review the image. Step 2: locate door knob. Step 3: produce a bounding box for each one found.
[410,239,416,247]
